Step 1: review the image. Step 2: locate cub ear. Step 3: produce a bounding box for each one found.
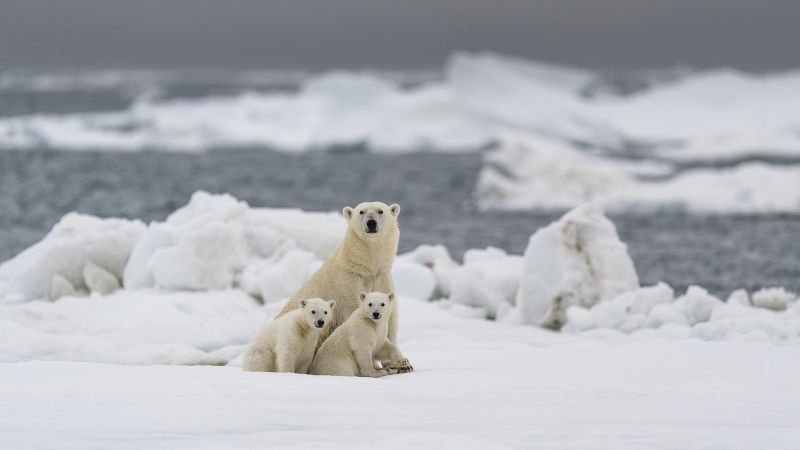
[388,293,395,301]
[360,292,367,301]
[389,204,400,217]
[342,206,354,219]
[300,299,307,308]
[328,300,336,309]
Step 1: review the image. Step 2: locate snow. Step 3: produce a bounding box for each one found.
[121,191,343,297]
[2,299,800,448]
[444,247,522,319]
[563,283,800,343]
[1,194,800,447]
[0,213,146,301]
[0,289,261,365]
[513,204,639,329]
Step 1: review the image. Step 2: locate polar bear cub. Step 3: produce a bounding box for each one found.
[309,292,411,377]
[243,298,335,373]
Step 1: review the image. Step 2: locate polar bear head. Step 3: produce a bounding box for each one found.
[359,291,394,321]
[299,297,336,329]
[342,202,400,241]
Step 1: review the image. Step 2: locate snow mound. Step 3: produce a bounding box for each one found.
[123,191,343,299]
[445,247,522,319]
[564,284,800,343]
[398,244,460,298]
[513,204,639,329]
[0,289,264,364]
[0,214,146,301]
[752,287,797,311]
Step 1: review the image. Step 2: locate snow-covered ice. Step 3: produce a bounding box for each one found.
[1,193,799,448]
[2,297,800,448]
[513,204,639,329]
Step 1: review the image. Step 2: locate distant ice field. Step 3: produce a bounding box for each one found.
[0,149,797,297]
[2,52,799,213]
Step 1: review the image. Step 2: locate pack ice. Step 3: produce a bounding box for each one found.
[2,52,800,213]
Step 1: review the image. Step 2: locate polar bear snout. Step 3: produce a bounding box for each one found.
[366,219,378,233]
[315,319,325,328]
[372,312,381,320]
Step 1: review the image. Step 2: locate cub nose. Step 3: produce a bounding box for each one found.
[316,320,324,328]
[372,312,380,319]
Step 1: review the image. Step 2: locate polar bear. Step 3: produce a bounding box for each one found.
[242,298,336,373]
[276,202,410,371]
[309,292,411,377]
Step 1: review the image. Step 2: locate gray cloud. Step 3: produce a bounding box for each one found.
[1,0,798,70]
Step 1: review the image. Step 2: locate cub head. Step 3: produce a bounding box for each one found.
[342,202,400,240]
[299,298,336,329]
[359,291,394,321]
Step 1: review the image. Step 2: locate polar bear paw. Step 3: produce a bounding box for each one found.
[387,358,414,373]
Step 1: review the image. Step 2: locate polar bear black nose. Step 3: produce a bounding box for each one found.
[372,312,380,319]
[366,219,377,233]
[316,320,324,328]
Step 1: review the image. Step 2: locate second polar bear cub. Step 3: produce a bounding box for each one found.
[309,292,411,377]
[242,298,335,373]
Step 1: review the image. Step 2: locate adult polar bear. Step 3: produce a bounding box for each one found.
[275,201,411,371]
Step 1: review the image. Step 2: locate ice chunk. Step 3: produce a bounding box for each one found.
[82,262,121,295]
[447,247,522,319]
[239,246,321,304]
[392,259,437,301]
[752,287,797,311]
[150,222,247,291]
[0,213,146,301]
[122,191,345,292]
[514,204,639,329]
[726,289,752,307]
[398,244,460,298]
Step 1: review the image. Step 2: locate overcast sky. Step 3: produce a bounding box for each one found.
[1,0,799,71]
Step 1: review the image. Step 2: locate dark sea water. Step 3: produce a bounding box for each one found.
[1,149,798,298]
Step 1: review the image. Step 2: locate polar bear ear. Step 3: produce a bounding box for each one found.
[342,206,354,219]
[359,292,366,301]
[388,293,395,301]
[300,299,307,309]
[389,204,400,217]
[328,300,336,309]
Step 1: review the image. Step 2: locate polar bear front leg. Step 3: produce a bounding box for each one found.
[376,339,414,373]
[387,305,398,343]
[276,352,297,373]
[355,350,397,377]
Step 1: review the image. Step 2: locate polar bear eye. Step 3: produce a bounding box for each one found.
[324,311,328,315]
[311,310,316,314]
[359,210,365,215]
[381,303,385,307]
[378,210,383,214]
[368,303,373,307]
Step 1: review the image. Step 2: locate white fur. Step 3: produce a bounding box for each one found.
[276,202,403,350]
[309,292,410,377]
[242,298,335,373]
